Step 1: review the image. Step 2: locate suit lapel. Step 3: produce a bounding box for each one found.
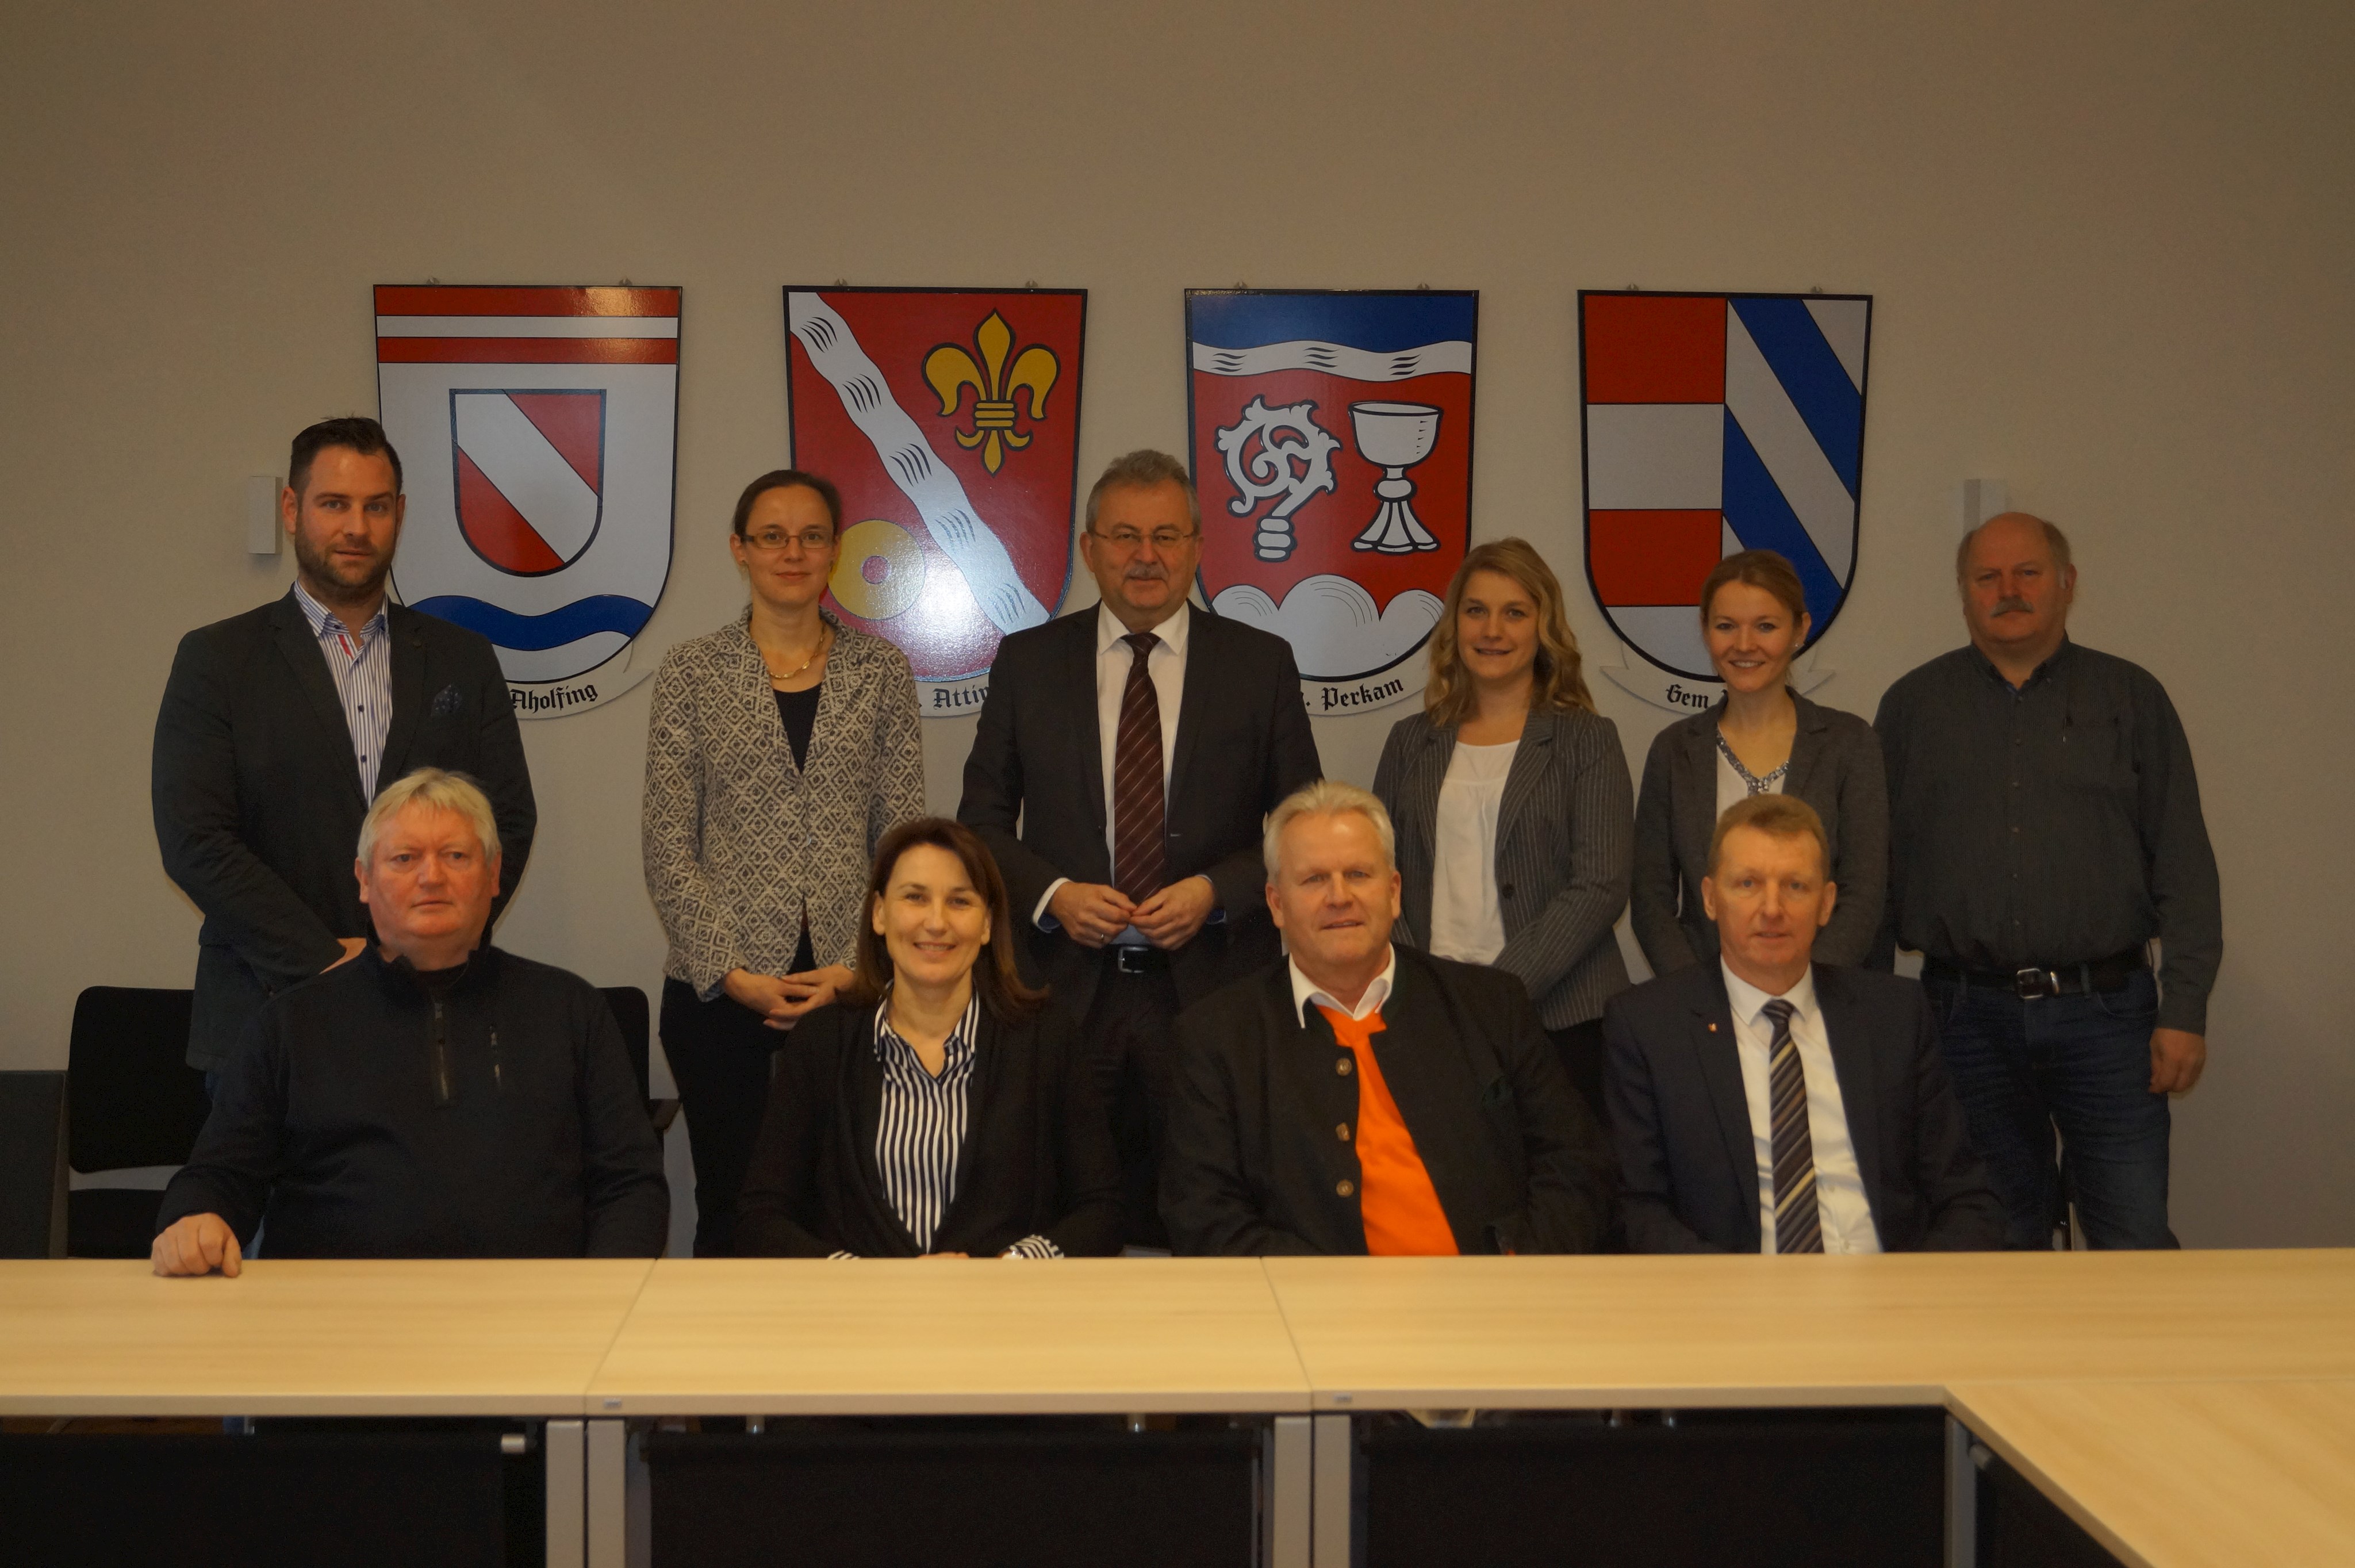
[270,592,365,802]
[379,607,429,786]
[843,1016,924,1256]
[1165,607,1213,823]
[1068,611,1107,836]
[1781,692,1829,800]
[1494,710,1554,850]
[1675,711,1719,864]
[1812,965,1886,1215]
[1681,970,1763,1249]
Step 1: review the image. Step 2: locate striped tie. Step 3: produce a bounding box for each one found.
[1763,998,1823,1254]
[1110,632,1167,902]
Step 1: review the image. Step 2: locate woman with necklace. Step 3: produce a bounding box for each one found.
[642,469,925,1255]
[1374,538,1634,1125]
[1630,548,1888,975]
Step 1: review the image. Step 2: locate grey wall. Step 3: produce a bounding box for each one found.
[3,1,2348,1245]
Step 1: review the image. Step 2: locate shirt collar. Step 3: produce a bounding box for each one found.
[1290,946,1397,1026]
[1096,599,1190,659]
[293,579,388,643]
[1965,634,2073,689]
[871,987,981,1067]
[1720,959,1819,1032]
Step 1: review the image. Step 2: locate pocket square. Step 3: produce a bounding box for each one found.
[431,684,465,718]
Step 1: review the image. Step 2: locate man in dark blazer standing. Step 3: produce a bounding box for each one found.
[1604,793,1999,1253]
[960,448,1321,1246]
[1161,780,1614,1256]
[152,416,536,1076]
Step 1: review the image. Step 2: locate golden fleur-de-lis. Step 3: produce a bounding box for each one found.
[923,310,1060,474]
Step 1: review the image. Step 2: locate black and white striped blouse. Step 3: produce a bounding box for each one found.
[858,992,1059,1260]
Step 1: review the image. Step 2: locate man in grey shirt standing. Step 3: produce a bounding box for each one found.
[1875,513,2219,1249]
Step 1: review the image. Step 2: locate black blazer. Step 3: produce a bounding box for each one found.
[1630,690,1889,973]
[1161,948,1616,1256]
[734,999,1123,1259]
[152,591,536,1068]
[957,605,1322,1017]
[1601,961,2002,1253]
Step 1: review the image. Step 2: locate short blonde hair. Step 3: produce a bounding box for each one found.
[1262,779,1392,881]
[1708,793,1827,876]
[357,768,501,865]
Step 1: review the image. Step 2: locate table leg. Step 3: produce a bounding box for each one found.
[1312,1413,1352,1568]
[1267,1414,1312,1567]
[546,1419,585,1568]
[587,1419,627,1568]
[1946,1413,1980,1567]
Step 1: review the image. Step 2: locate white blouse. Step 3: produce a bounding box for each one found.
[1428,739,1518,965]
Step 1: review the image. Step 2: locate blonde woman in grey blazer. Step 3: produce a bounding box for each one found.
[1373,539,1633,1121]
[1629,549,1887,975]
[642,470,925,1253]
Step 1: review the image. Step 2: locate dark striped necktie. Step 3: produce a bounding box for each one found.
[1110,632,1167,902]
[1763,998,1824,1254]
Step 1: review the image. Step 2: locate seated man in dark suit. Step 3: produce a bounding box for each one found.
[1603,793,2001,1254]
[1161,780,1614,1255]
[151,769,668,1274]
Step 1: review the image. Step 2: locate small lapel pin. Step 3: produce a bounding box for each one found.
[1707,1023,1719,1033]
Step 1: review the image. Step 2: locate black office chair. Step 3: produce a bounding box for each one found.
[66,987,212,1258]
[0,1071,68,1257]
[599,986,680,1135]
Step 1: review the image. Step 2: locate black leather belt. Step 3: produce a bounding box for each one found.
[1923,947,2147,1000]
[1107,944,1169,975]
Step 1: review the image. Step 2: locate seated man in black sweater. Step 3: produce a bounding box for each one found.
[152,768,668,1274]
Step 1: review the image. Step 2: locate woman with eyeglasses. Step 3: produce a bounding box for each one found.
[642,469,925,1255]
[735,817,1122,1260]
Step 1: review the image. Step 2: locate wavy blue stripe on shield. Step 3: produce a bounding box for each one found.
[410,595,654,650]
[1720,411,1840,628]
[1730,297,1862,497]
[1187,291,1478,353]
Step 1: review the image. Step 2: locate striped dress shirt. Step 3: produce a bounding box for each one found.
[292,581,394,803]
[865,992,1060,1259]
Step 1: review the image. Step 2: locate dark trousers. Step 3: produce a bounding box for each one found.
[1924,968,2175,1250]
[661,977,787,1258]
[1080,950,1182,1251]
[1547,1018,1609,1132]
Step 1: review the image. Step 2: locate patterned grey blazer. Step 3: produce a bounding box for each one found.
[1373,706,1635,1030]
[1628,689,1888,975]
[642,609,925,998]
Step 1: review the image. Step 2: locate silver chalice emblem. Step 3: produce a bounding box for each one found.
[1348,402,1443,553]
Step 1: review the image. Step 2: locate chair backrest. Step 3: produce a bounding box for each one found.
[0,1071,67,1257]
[67,987,211,1173]
[599,986,652,1105]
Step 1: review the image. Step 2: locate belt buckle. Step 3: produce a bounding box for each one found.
[1114,945,1150,975]
[2013,967,2057,1000]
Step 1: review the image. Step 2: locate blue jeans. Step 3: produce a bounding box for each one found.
[1924,968,2176,1250]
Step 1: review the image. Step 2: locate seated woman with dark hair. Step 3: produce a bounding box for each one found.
[735,819,1123,1259]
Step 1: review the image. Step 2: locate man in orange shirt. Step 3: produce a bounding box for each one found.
[1161,780,1614,1255]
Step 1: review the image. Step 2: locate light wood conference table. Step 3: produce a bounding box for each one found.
[585,1257,1313,1416]
[1944,1379,2355,1568]
[7,1249,2355,1568]
[0,1257,657,1417]
[1260,1249,2355,1412]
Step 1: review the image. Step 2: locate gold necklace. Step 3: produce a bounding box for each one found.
[763,626,830,687]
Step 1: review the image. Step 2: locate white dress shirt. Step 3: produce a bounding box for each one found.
[1428,739,1516,964]
[1034,601,1195,934]
[1288,946,1397,1027]
[1719,961,1882,1255]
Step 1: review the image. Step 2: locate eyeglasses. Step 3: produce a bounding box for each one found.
[1090,527,1196,553]
[741,528,834,554]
